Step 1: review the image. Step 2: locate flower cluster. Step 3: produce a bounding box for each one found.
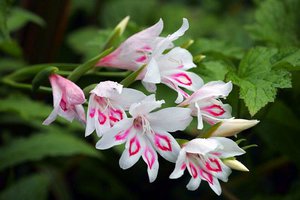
[43,18,259,195]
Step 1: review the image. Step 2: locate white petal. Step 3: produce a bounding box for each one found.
[147,130,180,162]
[168,18,189,42]
[181,81,233,106]
[184,138,219,155]
[186,177,201,191]
[148,107,192,132]
[85,95,96,136]
[49,75,62,108]
[158,47,196,71]
[96,118,134,149]
[208,177,222,196]
[74,104,86,124]
[142,81,157,93]
[212,137,246,158]
[129,94,164,117]
[119,132,144,169]
[112,88,146,110]
[169,150,187,179]
[142,141,159,183]
[134,18,163,38]
[195,102,204,129]
[94,109,111,137]
[143,58,161,84]
[42,107,59,125]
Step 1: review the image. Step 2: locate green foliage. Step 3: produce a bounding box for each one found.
[0,173,51,200]
[228,47,294,116]
[67,27,111,61]
[7,7,45,32]
[246,0,300,47]
[0,94,52,120]
[0,131,100,171]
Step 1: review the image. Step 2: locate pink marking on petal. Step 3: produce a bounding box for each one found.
[172,73,192,86]
[89,108,96,118]
[177,65,184,69]
[202,104,225,117]
[94,96,106,105]
[135,55,147,63]
[97,110,107,125]
[154,133,172,151]
[144,148,155,169]
[200,170,213,184]
[181,163,187,170]
[189,163,198,178]
[141,45,152,51]
[129,136,141,156]
[60,99,68,111]
[115,128,131,141]
[205,158,222,172]
[211,152,222,156]
[109,109,123,123]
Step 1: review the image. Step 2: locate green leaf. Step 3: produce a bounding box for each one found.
[193,61,229,83]
[0,131,100,171]
[7,8,45,32]
[0,94,52,120]
[0,173,51,200]
[246,0,300,46]
[228,47,292,116]
[0,0,12,40]
[67,27,111,61]
[0,39,22,57]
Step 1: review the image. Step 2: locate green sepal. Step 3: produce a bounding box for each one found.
[176,139,189,147]
[67,47,114,82]
[193,54,206,63]
[242,144,258,150]
[32,66,58,93]
[120,64,146,87]
[199,122,222,138]
[180,39,194,49]
[102,16,130,50]
[83,83,97,97]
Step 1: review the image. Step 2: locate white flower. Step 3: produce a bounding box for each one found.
[96,94,193,182]
[97,18,203,103]
[180,81,233,129]
[170,137,245,195]
[85,81,145,137]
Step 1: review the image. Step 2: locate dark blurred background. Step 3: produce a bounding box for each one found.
[1,0,300,199]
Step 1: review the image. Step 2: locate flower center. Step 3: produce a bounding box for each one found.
[133,116,152,135]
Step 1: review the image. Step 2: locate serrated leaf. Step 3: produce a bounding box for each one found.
[246,0,300,46]
[0,131,100,171]
[0,173,51,200]
[228,47,292,116]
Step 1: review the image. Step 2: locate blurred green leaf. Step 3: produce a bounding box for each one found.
[7,7,45,32]
[228,47,292,116]
[246,0,300,47]
[0,0,12,40]
[0,94,52,120]
[0,39,22,57]
[0,131,100,171]
[193,60,229,83]
[67,27,111,61]
[0,173,51,200]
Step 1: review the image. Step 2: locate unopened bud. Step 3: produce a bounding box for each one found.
[223,159,249,172]
[211,119,259,137]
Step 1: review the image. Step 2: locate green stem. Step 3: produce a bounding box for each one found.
[2,78,51,93]
[67,48,114,82]
[88,71,130,77]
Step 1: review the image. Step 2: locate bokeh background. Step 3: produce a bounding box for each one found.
[1,0,300,199]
